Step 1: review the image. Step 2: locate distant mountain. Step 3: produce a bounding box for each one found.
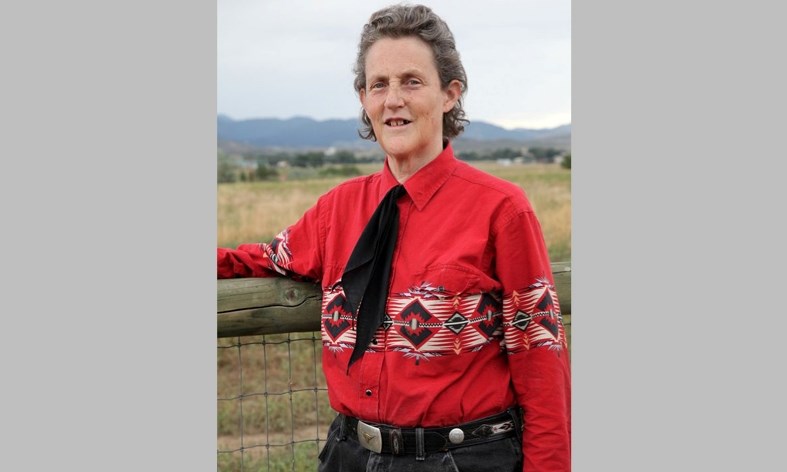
[461,121,571,141]
[217,115,570,153]
[218,115,364,149]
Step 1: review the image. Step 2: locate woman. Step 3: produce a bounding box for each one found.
[218,4,570,471]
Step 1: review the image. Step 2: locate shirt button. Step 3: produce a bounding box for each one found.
[365,389,372,396]
[371,338,378,345]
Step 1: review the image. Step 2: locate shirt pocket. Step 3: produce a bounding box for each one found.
[410,263,493,297]
[411,264,502,296]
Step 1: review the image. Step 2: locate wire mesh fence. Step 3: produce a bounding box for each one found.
[217,332,335,471]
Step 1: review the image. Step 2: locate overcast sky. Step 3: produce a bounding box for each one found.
[218,0,570,130]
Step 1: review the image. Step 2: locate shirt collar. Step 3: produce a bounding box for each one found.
[380,142,459,211]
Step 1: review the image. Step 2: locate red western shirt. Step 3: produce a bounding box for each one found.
[218,143,571,471]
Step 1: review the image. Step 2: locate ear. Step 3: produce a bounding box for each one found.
[442,79,462,113]
[359,88,367,111]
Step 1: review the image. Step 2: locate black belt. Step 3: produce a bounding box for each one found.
[341,408,522,458]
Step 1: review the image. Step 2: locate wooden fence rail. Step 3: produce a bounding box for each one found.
[217,261,571,340]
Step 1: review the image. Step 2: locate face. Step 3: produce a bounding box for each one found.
[360,36,461,164]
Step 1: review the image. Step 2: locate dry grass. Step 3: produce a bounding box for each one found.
[217,179,345,248]
[217,161,571,261]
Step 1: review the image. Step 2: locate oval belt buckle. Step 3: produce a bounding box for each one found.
[448,428,465,445]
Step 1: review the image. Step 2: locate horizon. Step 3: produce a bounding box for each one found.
[217,113,572,132]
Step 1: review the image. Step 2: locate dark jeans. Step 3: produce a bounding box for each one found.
[317,414,523,472]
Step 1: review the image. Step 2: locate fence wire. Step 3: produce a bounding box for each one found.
[218,332,334,471]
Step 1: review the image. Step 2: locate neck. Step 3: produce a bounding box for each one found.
[386,141,445,183]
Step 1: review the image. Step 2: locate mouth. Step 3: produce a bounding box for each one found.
[384,118,412,127]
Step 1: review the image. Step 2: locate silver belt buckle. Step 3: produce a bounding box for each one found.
[357,420,383,453]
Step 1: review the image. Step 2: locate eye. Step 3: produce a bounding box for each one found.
[369,82,385,90]
[405,78,422,86]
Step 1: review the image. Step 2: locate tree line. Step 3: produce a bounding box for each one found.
[218,146,569,184]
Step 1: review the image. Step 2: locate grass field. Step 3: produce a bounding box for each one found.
[217,160,571,470]
[217,161,571,261]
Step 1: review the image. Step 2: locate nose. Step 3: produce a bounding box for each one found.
[384,85,405,109]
